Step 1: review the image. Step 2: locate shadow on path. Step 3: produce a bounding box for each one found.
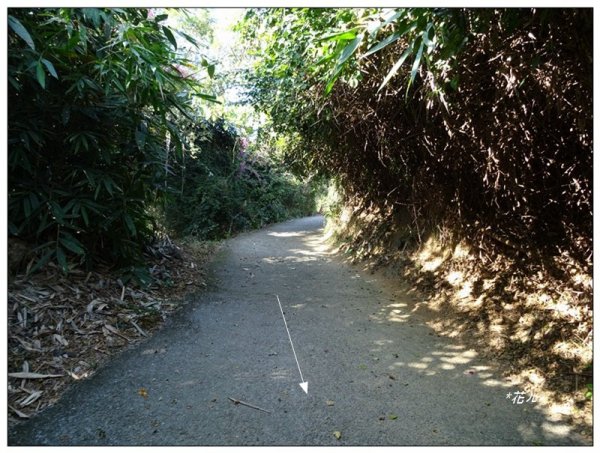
[8,216,590,446]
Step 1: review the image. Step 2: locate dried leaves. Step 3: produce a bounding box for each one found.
[7,238,213,423]
[7,275,161,420]
[8,372,64,379]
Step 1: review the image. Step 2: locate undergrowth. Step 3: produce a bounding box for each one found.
[163,120,319,241]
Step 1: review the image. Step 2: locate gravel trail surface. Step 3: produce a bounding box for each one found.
[8,216,588,446]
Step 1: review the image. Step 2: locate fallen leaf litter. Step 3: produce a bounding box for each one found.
[7,238,216,425]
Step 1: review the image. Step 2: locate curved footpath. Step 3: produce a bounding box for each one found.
[9,216,589,446]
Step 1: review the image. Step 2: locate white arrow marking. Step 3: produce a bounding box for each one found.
[276,295,309,394]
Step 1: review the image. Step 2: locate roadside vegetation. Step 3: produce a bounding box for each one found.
[237,8,592,429]
[7,7,592,431]
[7,7,317,421]
[8,8,316,280]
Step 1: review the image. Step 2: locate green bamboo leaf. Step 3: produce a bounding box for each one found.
[407,38,425,92]
[9,76,21,90]
[176,30,198,47]
[35,216,50,236]
[194,92,219,103]
[32,241,57,253]
[422,22,435,53]
[135,124,147,151]
[70,200,80,216]
[123,213,137,236]
[49,201,64,223]
[113,78,125,93]
[81,205,90,226]
[208,64,215,78]
[325,33,364,94]
[8,221,18,235]
[338,33,364,66]
[318,29,358,42]
[29,193,40,211]
[82,8,102,27]
[377,43,414,92]
[59,233,85,255]
[364,20,418,59]
[315,52,338,66]
[78,27,88,51]
[585,383,593,399]
[56,247,68,273]
[367,9,405,38]
[381,9,405,28]
[82,170,95,187]
[8,15,35,50]
[162,26,177,49]
[94,183,102,200]
[28,249,55,275]
[102,178,114,196]
[363,32,401,58]
[324,74,339,95]
[450,75,459,91]
[82,199,102,213]
[41,58,58,79]
[35,61,46,88]
[154,14,169,23]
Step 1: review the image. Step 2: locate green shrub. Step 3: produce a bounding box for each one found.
[239,8,592,265]
[8,8,208,273]
[164,120,317,239]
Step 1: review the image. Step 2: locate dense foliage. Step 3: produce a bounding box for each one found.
[239,8,592,266]
[8,8,317,279]
[8,8,209,274]
[164,119,316,239]
[8,7,592,282]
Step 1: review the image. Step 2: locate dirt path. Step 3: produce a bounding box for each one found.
[8,216,589,446]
